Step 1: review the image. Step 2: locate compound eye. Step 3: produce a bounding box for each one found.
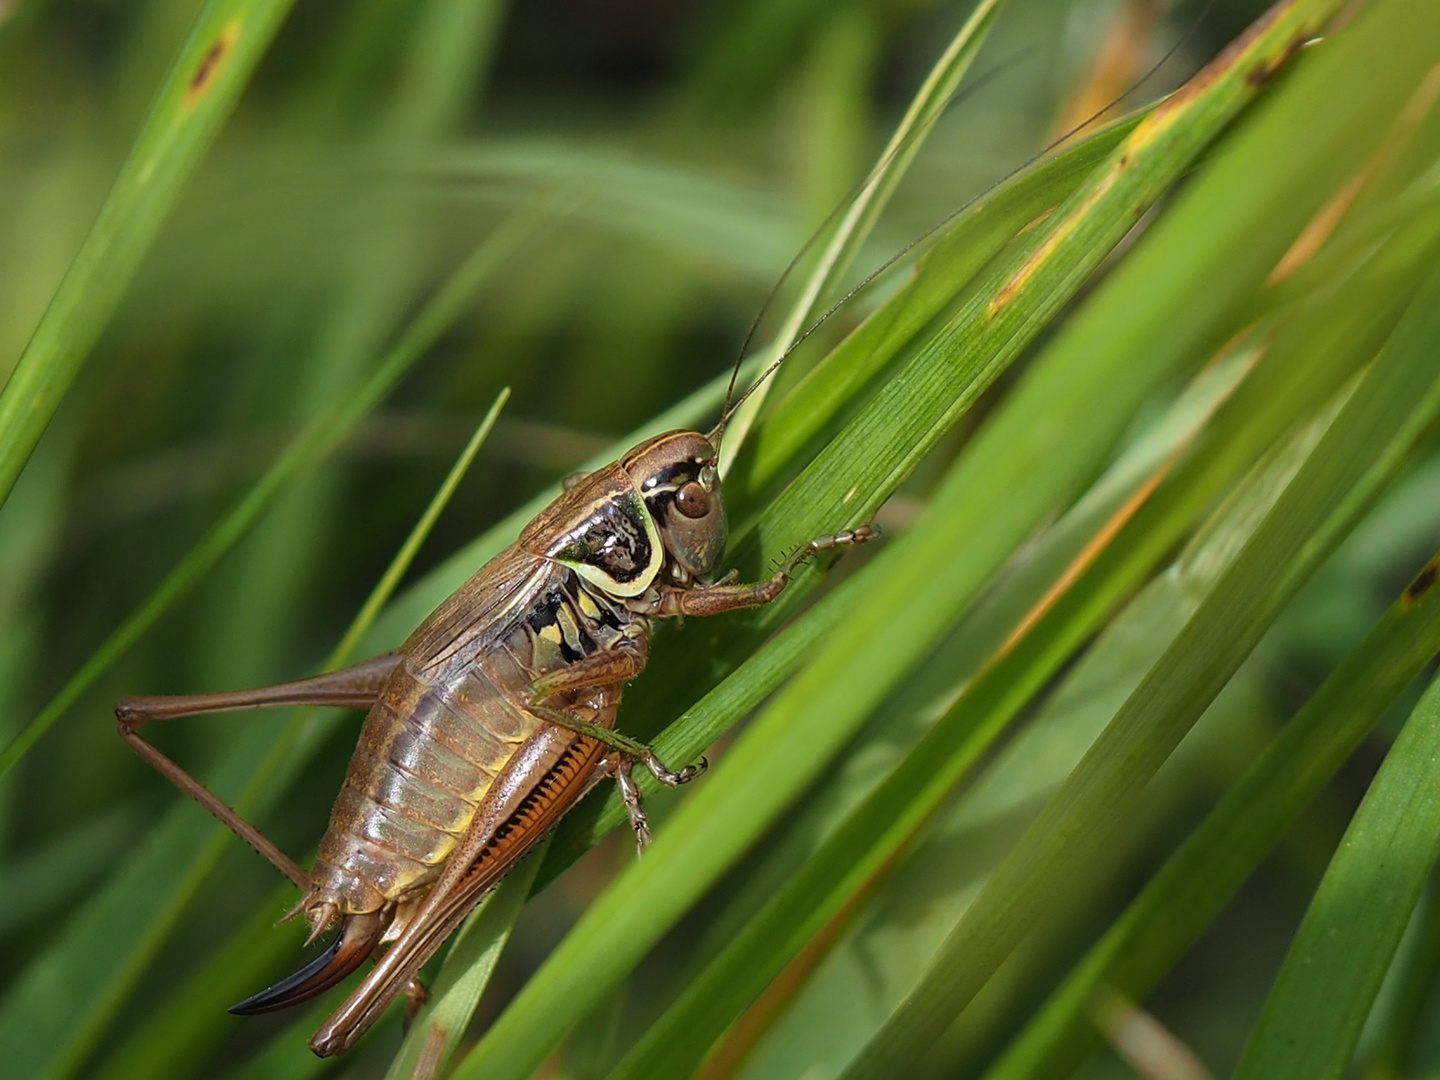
[673,482,710,519]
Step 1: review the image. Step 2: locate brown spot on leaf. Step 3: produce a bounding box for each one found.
[1127,0,1313,150]
[184,20,240,109]
[1247,33,1308,86]
[1405,561,1439,606]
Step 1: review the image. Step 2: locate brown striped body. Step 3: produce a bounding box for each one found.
[308,544,647,923]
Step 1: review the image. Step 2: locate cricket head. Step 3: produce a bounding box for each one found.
[622,429,728,585]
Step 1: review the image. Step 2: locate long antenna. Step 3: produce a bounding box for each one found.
[715,55,1024,447]
[717,0,1216,450]
[711,0,1015,465]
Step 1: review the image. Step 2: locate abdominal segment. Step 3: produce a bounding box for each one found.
[307,566,634,917]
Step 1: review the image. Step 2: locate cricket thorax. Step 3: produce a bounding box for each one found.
[522,467,664,598]
[549,487,662,596]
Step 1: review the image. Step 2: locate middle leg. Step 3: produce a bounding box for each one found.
[526,704,705,787]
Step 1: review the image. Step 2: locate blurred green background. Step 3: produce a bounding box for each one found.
[2,0,1440,1078]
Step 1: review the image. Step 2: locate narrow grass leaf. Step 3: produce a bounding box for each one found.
[839,253,1440,1080]
[332,388,509,664]
[0,0,297,508]
[1233,666,1440,1080]
[444,9,1350,1078]
[382,837,550,1080]
[0,228,531,1080]
[718,0,1008,467]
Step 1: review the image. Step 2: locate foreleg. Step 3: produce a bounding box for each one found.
[647,525,876,618]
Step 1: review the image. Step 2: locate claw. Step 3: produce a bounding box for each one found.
[643,752,706,787]
[229,910,384,1015]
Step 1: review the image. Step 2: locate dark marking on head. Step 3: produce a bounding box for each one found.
[185,20,240,109]
[641,458,706,494]
[1404,560,1439,606]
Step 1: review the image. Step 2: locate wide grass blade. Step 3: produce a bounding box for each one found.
[983,545,1440,1080]
[838,240,1440,1080]
[737,113,1137,495]
[438,5,1353,1078]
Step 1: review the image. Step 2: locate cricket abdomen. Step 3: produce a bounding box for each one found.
[308,660,543,915]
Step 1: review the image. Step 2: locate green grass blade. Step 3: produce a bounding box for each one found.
[0,214,539,781]
[382,837,550,1080]
[983,549,1440,1080]
[738,114,1138,496]
[0,229,532,1080]
[718,0,1008,467]
[332,389,509,664]
[0,0,297,509]
[1232,670,1440,1080]
[838,245,1440,1080]
[800,0,1007,313]
[1362,880,1440,1079]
